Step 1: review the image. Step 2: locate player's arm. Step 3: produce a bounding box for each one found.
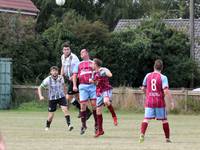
[38,78,48,100]
[61,76,67,96]
[162,76,174,109]
[38,85,44,100]
[140,74,148,93]
[99,67,112,77]
[72,73,78,91]
[104,68,112,77]
[164,88,174,110]
[60,55,65,76]
[72,63,79,92]
[60,65,64,76]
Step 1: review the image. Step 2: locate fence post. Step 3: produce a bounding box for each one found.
[184,89,188,112]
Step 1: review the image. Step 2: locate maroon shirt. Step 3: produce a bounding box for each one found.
[95,69,112,96]
[143,72,169,108]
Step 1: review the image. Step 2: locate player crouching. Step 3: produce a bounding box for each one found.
[91,58,118,138]
[38,66,74,131]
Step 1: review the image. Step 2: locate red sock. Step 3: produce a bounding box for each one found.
[81,111,86,128]
[107,105,116,118]
[93,110,98,128]
[97,114,103,132]
[141,122,148,135]
[163,122,170,139]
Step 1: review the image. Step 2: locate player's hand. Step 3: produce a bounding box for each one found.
[39,96,44,101]
[69,76,73,81]
[89,78,94,83]
[73,86,78,92]
[140,86,144,90]
[171,102,175,110]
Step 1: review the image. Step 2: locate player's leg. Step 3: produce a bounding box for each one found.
[67,81,81,117]
[59,97,74,131]
[46,100,57,130]
[79,84,89,135]
[90,99,98,133]
[139,107,155,143]
[155,108,171,143]
[104,90,118,126]
[80,101,88,134]
[71,93,92,120]
[95,96,104,138]
[89,84,98,133]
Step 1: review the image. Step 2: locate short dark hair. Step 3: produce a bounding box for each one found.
[62,42,70,48]
[93,58,102,67]
[154,59,163,71]
[50,66,59,71]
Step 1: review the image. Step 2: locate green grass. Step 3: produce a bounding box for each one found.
[0,110,200,150]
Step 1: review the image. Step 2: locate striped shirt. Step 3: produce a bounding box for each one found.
[40,75,65,100]
[61,53,80,78]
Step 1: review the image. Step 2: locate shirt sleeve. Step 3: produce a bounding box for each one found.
[142,74,149,87]
[71,56,80,72]
[73,62,79,74]
[40,77,49,88]
[161,75,169,89]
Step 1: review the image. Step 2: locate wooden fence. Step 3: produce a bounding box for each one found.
[13,85,200,112]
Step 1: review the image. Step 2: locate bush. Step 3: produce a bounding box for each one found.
[94,19,200,87]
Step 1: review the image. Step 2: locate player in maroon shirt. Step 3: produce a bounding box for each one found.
[139,59,174,143]
[73,49,97,135]
[91,58,118,138]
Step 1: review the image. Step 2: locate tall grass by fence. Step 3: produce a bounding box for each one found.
[12,85,200,113]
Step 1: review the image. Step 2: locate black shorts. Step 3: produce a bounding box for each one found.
[67,80,79,95]
[48,97,68,112]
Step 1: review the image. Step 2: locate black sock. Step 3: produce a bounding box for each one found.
[71,99,81,110]
[65,115,71,126]
[46,120,51,128]
[86,107,91,114]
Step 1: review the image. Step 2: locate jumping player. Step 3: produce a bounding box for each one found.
[91,58,118,138]
[72,49,97,135]
[60,42,92,119]
[139,59,174,143]
[38,66,74,131]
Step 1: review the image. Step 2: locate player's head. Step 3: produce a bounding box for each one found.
[80,49,89,60]
[154,59,163,72]
[62,42,71,57]
[93,58,102,70]
[50,66,59,78]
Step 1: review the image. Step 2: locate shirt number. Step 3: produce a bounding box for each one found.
[151,79,157,91]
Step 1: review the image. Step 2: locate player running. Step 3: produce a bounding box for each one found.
[60,42,92,119]
[139,59,174,143]
[91,58,118,138]
[72,49,97,135]
[38,66,74,131]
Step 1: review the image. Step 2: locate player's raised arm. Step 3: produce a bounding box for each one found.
[103,68,112,77]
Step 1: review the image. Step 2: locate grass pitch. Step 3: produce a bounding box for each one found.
[0,110,200,150]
